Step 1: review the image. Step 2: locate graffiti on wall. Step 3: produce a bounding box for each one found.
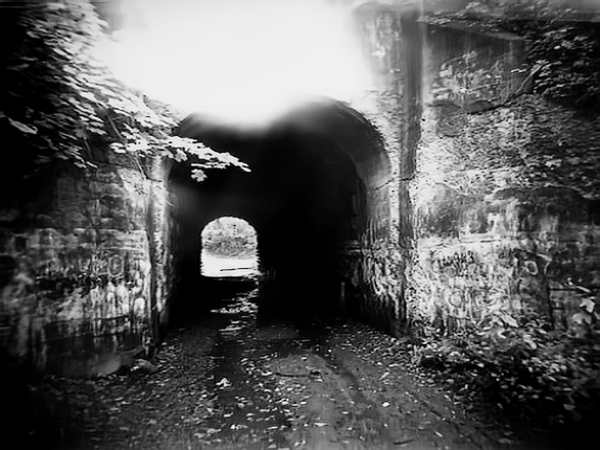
[428,26,527,113]
[35,249,150,283]
[365,186,391,242]
[0,227,153,374]
[339,235,406,335]
[422,245,546,330]
[412,230,600,334]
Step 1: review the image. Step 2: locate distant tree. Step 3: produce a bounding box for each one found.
[202,218,257,258]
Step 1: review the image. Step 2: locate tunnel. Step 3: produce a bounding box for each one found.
[200,217,259,278]
[166,98,391,323]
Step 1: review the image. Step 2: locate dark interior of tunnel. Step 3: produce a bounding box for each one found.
[166,99,388,325]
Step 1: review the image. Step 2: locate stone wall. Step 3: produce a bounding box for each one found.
[340,2,421,335]
[0,154,171,376]
[407,19,600,334]
[346,2,600,337]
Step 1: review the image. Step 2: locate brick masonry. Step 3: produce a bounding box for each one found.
[0,155,171,375]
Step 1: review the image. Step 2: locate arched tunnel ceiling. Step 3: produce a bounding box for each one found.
[167,98,393,314]
[176,98,391,188]
[169,98,393,244]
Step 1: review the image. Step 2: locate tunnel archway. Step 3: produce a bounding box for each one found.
[168,98,392,321]
[200,217,259,278]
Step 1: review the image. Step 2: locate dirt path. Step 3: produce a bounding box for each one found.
[30,289,554,449]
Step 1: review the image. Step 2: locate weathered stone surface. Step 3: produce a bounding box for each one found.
[407,19,600,334]
[342,3,423,335]
[341,4,600,337]
[0,157,171,376]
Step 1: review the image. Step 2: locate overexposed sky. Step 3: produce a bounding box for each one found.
[100,0,369,124]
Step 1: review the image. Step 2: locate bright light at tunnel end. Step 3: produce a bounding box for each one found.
[99,0,370,125]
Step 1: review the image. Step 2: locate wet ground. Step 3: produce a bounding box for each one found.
[26,286,559,449]
[200,253,258,278]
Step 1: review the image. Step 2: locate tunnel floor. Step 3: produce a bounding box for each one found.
[26,286,557,450]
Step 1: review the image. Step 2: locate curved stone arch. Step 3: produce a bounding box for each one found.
[177,97,394,242]
[196,211,261,237]
[271,98,392,188]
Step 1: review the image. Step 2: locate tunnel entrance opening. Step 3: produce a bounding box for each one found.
[200,217,259,278]
[168,98,392,324]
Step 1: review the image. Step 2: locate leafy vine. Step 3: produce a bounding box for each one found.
[0,0,248,182]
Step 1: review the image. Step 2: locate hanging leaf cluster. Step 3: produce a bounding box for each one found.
[0,0,248,181]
